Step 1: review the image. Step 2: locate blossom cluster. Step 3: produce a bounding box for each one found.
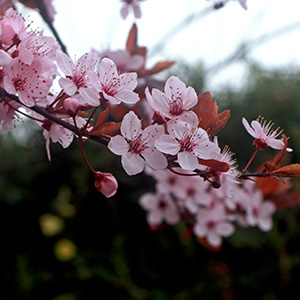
[0,2,299,250]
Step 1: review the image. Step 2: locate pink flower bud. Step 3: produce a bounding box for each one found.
[94,172,118,198]
[63,97,80,117]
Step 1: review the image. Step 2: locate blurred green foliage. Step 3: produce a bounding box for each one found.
[1,64,300,300]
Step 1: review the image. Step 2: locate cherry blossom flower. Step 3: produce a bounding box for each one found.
[120,0,143,20]
[0,99,20,130]
[107,111,167,175]
[193,204,235,247]
[90,58,139,105]
[155,118,220,171]
[175,175,210,214]
[94,172,118,198]
[0,8,28,46]
[39,112,86,161]
[139,192,180,226]
[242,116,291,151]
[18,35,56,65]
[145,76,198,120]
[56,50,99,106]
[244,188,276,231]
[3,58,50,106]
[210,138,240,200]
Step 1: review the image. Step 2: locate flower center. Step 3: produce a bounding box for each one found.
[72,72,87,88]
[13,77,27,91]
[102,77,120,96]
[129,135,147,154]
[179,135,196,152]
[168,98,183,116]
[254,138,268,150]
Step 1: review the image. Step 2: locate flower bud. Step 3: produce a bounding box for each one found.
[94,171,118,198]
[63,97,80,117]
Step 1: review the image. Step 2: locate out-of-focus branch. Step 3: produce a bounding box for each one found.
[207,20,300,74]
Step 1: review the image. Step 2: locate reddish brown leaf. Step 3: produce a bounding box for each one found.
[256,176,290,198]
[272,164,300,178]
[198,158,230,173]
[270,192,300,210]
[139,61,175,76]
[89,122,121,137]
[90,108,109,132]
[126,23,138,53]
[193,92,230,136]
[125,23,147,57]
[265,134,289,171]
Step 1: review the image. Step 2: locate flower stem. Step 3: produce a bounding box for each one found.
[242,148,259,173]
[73,116,96,175]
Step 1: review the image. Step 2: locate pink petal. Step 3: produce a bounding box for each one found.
[142,148,168,170]
[178,151,198,170]
[147,88,170,114]
[120,111,141,140]
[258,218,273,231]
[165,208,180,225]
[56,50,74,76]
[139,193,159,210]
[121,151,145,175]
[77,52,98,72]
[267,138,285,150]
[148,210,163,226]
[207,232,222,247]
[108,135,128,155]
[115,90,139,104]
[155,134,180,155]
[242,117,256,138]
[164,76,186,99]
[79,87,100,106]
[141,124,164,146]
[182,86,198,110]
[59,77,77,95]
[251,120,264,138]
[118,72,138,90]
[216,222,235,237]
[0,50,12,65]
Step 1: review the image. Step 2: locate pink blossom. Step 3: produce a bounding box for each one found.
[145,76,198,120]
[18,35,56,65]
[40,116,85,161]
[0,100,20,130]
[94,172,118,198]
[175,175,210,214]
[56,50,99,106]
[108,111,167,175]
[0,8,28,46]
[193,204,235,247]
[139,192,181,226]
[242,116,291,151]
[90,58,139,105]
[210,138,240,200]
[155,118,220,171]
[244,189,276,231]
[120,0,143,19]
[3,58,50,106]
